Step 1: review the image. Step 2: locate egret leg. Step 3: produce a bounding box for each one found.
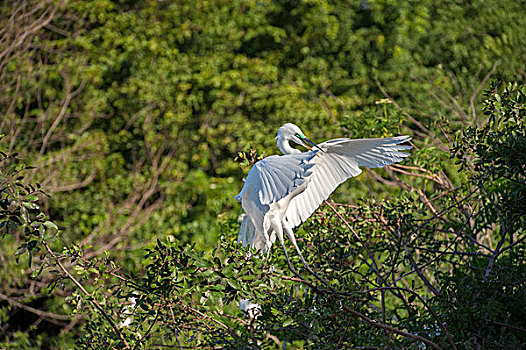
[273,222,306,282]
[283,224,333,290]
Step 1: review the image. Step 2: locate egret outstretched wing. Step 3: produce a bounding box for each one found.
[285,136,412,227]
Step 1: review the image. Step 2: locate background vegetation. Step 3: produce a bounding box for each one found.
[0,0,525,348]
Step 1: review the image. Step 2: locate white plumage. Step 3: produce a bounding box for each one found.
[235,123,411,283]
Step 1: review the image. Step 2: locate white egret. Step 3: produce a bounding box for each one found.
[236,123,411,285]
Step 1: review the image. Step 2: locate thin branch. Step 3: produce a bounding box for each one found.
[0,291,70,324]
[481,183,508,280]
[279,275,442,348]
[132,310,160,350]
[341,305,443,350]
[375,79,438,142]
[39,72,74,156]
[324,200,380,276]
[42,239,131,349]
[48,169,97,192]
[363,286,456,350]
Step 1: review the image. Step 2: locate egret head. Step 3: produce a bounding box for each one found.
[276,123,305,146]
[276,123,324,154]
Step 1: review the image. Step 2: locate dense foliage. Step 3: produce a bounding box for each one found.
[1,0,525,349]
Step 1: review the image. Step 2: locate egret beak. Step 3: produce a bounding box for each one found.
[301,137,324,153]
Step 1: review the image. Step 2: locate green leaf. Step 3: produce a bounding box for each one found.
[22,201,39,210]
[20,206,29,223]
[222,264,234,278]
[25,195,38,202]
[43,221,58,231]
[30,264,44,279]
[283,318,294,327]
[226,278,241,290]
[240,274,256,281]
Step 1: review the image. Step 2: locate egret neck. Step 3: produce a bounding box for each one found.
[276,137,301,155]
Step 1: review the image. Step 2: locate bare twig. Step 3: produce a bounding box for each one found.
[0,291,70,324]
[48,169,97,192]
[375,79,435,139]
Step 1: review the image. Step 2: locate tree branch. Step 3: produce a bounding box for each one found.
[41,239,131,349]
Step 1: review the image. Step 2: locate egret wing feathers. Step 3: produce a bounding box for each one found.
[238,214,268,251]
[285,136,411,228]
